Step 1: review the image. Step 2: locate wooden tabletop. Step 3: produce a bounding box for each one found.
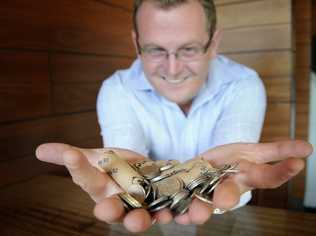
[0,175,315,236]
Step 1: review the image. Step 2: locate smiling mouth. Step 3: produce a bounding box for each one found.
[161,76,189,84]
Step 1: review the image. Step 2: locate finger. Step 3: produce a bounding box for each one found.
[36,143,148,167]
[202,140,313,166]
[236,158,305,190]
[174,212,191,225]
[36,143,73,165]
[212,179,240,210]
[94,196,125,223]
[123,208,152,233]
[254,140,313,163]
[152,209,173,224]
[188,198,213,225]
[63,149,121,202]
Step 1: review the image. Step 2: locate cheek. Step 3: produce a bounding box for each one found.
[143,62,159,75]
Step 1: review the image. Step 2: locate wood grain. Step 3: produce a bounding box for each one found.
[1,175,316,236]
[0,51,51,122]
[0,0,134,56]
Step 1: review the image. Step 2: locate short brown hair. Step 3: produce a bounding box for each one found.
[133,0,217,37]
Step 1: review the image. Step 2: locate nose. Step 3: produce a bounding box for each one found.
[166,53,183,77]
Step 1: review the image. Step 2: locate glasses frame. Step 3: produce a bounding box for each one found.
[136,36,212,62]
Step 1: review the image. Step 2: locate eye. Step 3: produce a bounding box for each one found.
[180,46,199,56]
[145,47,166,56]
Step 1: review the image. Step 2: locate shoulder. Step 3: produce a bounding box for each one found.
[213,55,264,89]
[98,59,142,97]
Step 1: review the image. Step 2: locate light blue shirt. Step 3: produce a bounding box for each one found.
[97,55,266,160]
[97,55,266,207]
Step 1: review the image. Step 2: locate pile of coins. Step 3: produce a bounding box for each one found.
[98,151,238,215]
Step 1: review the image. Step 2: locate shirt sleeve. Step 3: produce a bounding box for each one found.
[211,73,267,147]
[96,76,149,157]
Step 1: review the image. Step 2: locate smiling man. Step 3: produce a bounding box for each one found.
[97,1,265,179]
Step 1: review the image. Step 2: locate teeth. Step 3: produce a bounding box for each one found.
[162,77,188,84]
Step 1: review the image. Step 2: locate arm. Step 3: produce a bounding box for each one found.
[35,140,313,232]
[211,73,266,147]
[209,74,266,208]
[97,77,149,156]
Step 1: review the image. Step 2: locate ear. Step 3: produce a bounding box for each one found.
[208,29,223,59]
[131,30,141,56]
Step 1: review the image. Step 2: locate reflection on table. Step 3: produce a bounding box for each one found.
[0,175,315,236]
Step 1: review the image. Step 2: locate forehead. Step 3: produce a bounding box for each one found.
[136,0,209,44]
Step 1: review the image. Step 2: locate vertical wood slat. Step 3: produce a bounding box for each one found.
[289,0,311,204]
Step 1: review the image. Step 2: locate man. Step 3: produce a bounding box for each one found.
[36,0,313,233]
[97,0,264,214]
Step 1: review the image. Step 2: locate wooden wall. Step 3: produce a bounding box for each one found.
[0,0,134,186]
[0,0,311,208]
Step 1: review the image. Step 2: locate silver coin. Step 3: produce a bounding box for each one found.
[205,178,222,195]
[186,175,210,191]
[148,198,172,212]
[155,176,183,197]
[170,189,190,210]
[150,173,169,183]
[199,175,220,194]
[119,192,142,209]
[193,191,213,205]
[158,160,180,172]
[148,196,169,209]
[172,195,192,215]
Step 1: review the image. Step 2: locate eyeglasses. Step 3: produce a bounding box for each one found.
[136,37,212,63]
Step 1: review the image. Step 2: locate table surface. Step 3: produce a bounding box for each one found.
[0,175,316,236]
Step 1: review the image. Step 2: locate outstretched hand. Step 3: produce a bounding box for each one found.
[35,140,313,233]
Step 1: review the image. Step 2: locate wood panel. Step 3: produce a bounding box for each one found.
[290,0,311,203]
[0,155,64,187]
[219,24,292,53]
[226,51,292,77]
[0,0,134,56]
[263,77,291,102]
[51,54,133,83]
[0,51,51,122]
[261,103,291,142]
[217,0,291,29]
[53,83,101,113]
[50,54,133,113]
[0,112,101,162]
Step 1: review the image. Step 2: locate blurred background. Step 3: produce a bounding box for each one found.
[0,0,314,212]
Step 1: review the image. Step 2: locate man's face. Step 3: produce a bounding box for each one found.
[133,0,219,107]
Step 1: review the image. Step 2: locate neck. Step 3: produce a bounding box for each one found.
[179,101,192,115]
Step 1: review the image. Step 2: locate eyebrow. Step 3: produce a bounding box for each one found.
[142,41,204,49]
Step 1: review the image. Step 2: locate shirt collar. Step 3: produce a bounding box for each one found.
[128,58,154,91]
[191,56,235,112]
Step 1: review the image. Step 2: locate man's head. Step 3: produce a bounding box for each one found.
[133,0,217,39]
[132,0,221,110]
